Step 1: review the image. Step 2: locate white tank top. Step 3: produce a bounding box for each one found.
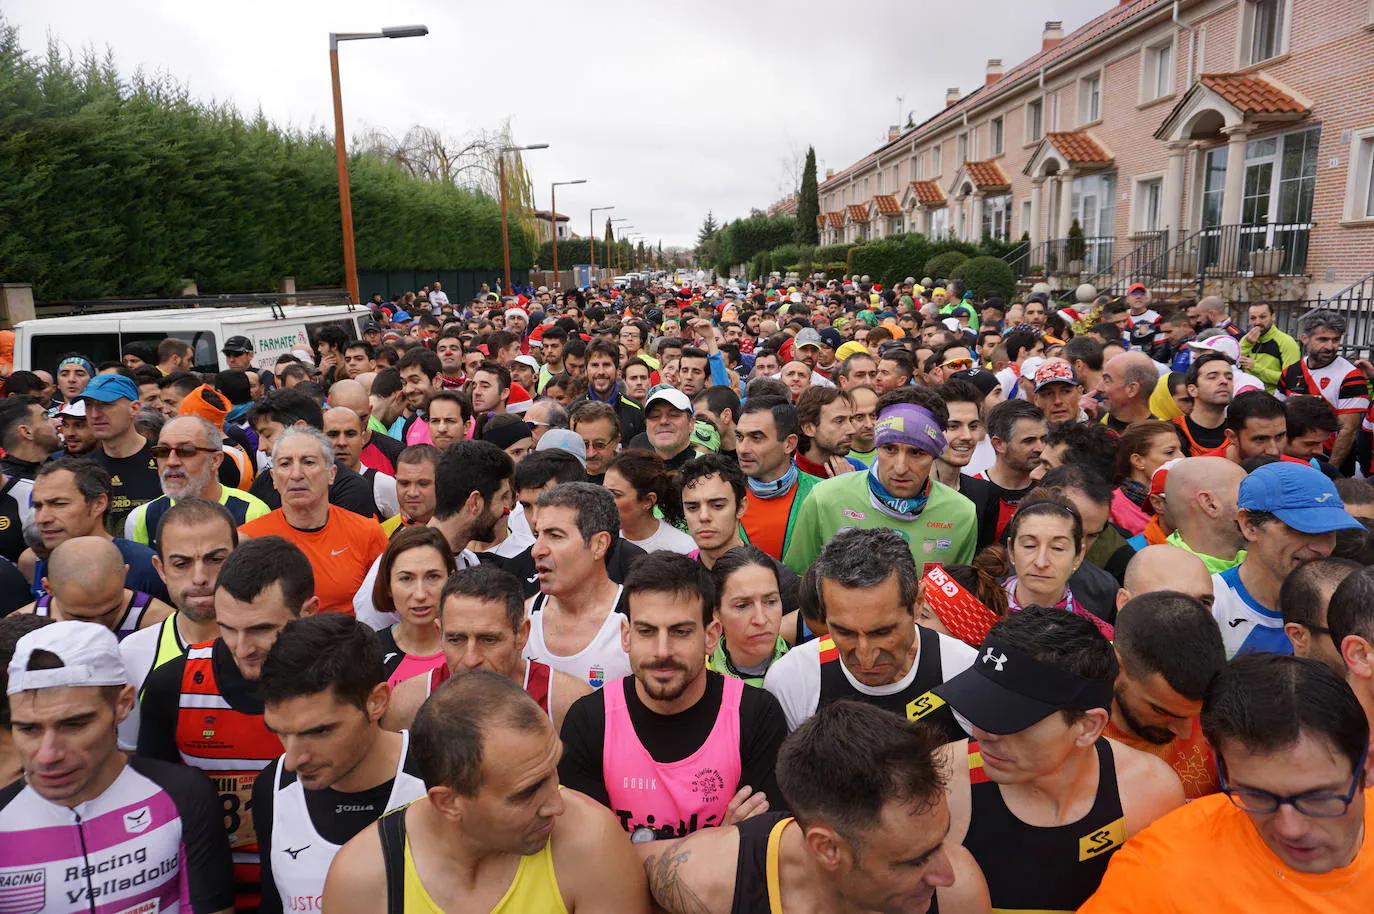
[524,585,631,689]
[268,729,426,912]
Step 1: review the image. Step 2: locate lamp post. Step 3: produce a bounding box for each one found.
[589,205,615,281]
[550,179,586,290]
[608,218,629,274]
[498,143,549,295]
[616,226,635,273]
[329,24,429,304]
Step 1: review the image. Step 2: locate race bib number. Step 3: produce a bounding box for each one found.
[212,772,259,848]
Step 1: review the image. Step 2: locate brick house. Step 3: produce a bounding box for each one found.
[816,0,1374,301]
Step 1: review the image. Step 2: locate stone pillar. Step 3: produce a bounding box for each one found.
[1162,142,1189,242]
[0,284,35,326]
[1029,178,1044,251]
[277,276,297,297]
[1057,169,1078,239]
[1219,127,1251,228]
[970,194,985,242]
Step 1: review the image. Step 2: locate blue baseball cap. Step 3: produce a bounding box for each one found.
[1237,462,1362,535]
[77,374,139,404]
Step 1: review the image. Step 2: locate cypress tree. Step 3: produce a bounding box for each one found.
[796,146,820,245]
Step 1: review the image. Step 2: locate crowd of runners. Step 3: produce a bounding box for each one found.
[3,273,1374,912]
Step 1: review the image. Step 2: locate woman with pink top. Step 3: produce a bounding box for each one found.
[1112,420,1187,535]
[372,526,456,687]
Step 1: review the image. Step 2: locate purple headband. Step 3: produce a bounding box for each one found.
[873,403,947,458]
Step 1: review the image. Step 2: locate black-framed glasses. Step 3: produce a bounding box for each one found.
[150,444,219,461]
[1218,747,1366,818]
[1301,622,1333,637]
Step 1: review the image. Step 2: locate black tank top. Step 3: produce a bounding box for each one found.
[817,624,964,743]
[963,738,1125,913]
[730,812,940,914]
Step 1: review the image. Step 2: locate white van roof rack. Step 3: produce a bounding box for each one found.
[40,291,355,321]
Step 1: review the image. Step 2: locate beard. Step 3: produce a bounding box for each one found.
[160,463,215,499]
[636,659,694,703]
[1114,686,1176,745]
[1308,350,1337,369]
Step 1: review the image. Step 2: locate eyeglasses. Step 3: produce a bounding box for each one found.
[1218,748,1366,818]
[942,358,975,370]
[150,444,219,461]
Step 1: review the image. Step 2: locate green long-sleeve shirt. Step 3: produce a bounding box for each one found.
[1240,326,1300,393]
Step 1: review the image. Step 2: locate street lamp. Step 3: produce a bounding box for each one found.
[550,179,587,289]
[589,205,615,279]
[498,143,549,295]
[615,226,635,273]
[329,24,429,304]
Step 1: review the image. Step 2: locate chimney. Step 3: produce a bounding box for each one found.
[985,58,1004,86]
[945,87,961,108]
[887,124,901,142]
[1042,20,1063,52]
[826,168,834,179]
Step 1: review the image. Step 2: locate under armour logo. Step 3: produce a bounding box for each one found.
[983,648,1008,671]
[284,845,310,860]
[1314,493,1334,503]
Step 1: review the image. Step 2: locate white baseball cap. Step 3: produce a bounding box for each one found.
[513,355,540,371]
[58,399,87,418]
[7,621,127,695]
[1187,334,1240,361]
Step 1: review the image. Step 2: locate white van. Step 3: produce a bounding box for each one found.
[14,304,371,374]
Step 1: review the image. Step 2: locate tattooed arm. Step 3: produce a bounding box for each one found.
[639,828,741,914]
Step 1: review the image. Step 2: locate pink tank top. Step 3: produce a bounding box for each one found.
[387,651,446,689]
[602,675,744,841]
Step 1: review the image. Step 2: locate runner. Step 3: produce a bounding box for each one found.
[18,535,173,637]
[383,444,439,537]
[1082,653,1374,910]
[783,387,977,571]
[254,614,427,914]
[119,498,238,747]
[524,482,632,688]
[2,621,235,914]
[1108,590,1226,798]
[1212,462,1360,657]
[735,397,820,562]
[1276,309,1366,470]
[81,374,163,535]
[137,536,319,911]
[966,399,1046,548]
[322,670,650,914]
[705,546,791,686]
[382,564,592,732]
[371,527,455,687]
[239,426,388,614]
[1282,557,1361,671]
[934,606,1185,913]
[639,701,990,914]
[766,527,976,739]
[558,551,787,840]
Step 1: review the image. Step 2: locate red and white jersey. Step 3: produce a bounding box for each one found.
[1277,356,1369,415]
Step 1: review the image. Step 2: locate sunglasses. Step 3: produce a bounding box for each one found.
[942,358,975,370]
[151,444,219,461]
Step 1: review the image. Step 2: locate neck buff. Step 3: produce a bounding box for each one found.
[865,403,948,520]
[1118,477,1150,511]
[747,464,799,500]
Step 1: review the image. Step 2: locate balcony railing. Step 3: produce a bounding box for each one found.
[1195,222,1312,279]
[1024,235,1117,277]
[1002,240,1032,279]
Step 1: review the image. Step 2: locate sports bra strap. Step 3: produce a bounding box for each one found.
[377,807,408,914]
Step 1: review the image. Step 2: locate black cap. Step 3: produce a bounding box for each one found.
[362,319,380,332]
[932,635,1114,735]
[948,367,1000,397]
[222,335,254,355]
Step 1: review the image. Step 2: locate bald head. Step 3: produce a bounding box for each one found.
[1120,544,1213,610]
[355,371,377,394]
[1165,457,1245,513]
[44,537,127,623]
[328,379,370,417]
[1105,352,1159,404]
[1163,456,1246,558]
[1197,295,1226,317]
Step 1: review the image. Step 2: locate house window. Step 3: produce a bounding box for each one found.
[1136,177,1164,231]
[1144,41,1173,100]
[1247,0,1286,64]
[1021,198,1033,236]
[1079,74,1101,124]
[914,151,924,180]
[992,117,1004,155]
[1027,99,1044,142]
[932,145,942,176]
[981,194,1013,241]
[929,206,950,239]
[890,216,904,236]
[958,132,969,163]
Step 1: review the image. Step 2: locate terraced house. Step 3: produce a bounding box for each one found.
[817,0,1374,303]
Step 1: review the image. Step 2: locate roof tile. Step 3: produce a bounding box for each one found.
[872,194,901,215]
[846,204,870,223]
[1199,73,1308,115]
[909,181,946,205]
[1046,131,1112,164]
[965,160,1011,189]
[825,211,846,228]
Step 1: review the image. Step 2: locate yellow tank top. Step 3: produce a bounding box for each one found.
[402,832,567,914]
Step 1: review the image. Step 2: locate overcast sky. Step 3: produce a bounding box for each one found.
[10,0,1110,248]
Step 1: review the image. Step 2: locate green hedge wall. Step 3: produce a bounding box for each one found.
[0,23,530,301]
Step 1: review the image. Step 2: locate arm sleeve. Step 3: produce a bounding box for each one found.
[556,693,610,806]
[708,352,730,388]
[136,657,186,763]
[150,761,237,914]
[253,761,282,914]
[737,688,788,809]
